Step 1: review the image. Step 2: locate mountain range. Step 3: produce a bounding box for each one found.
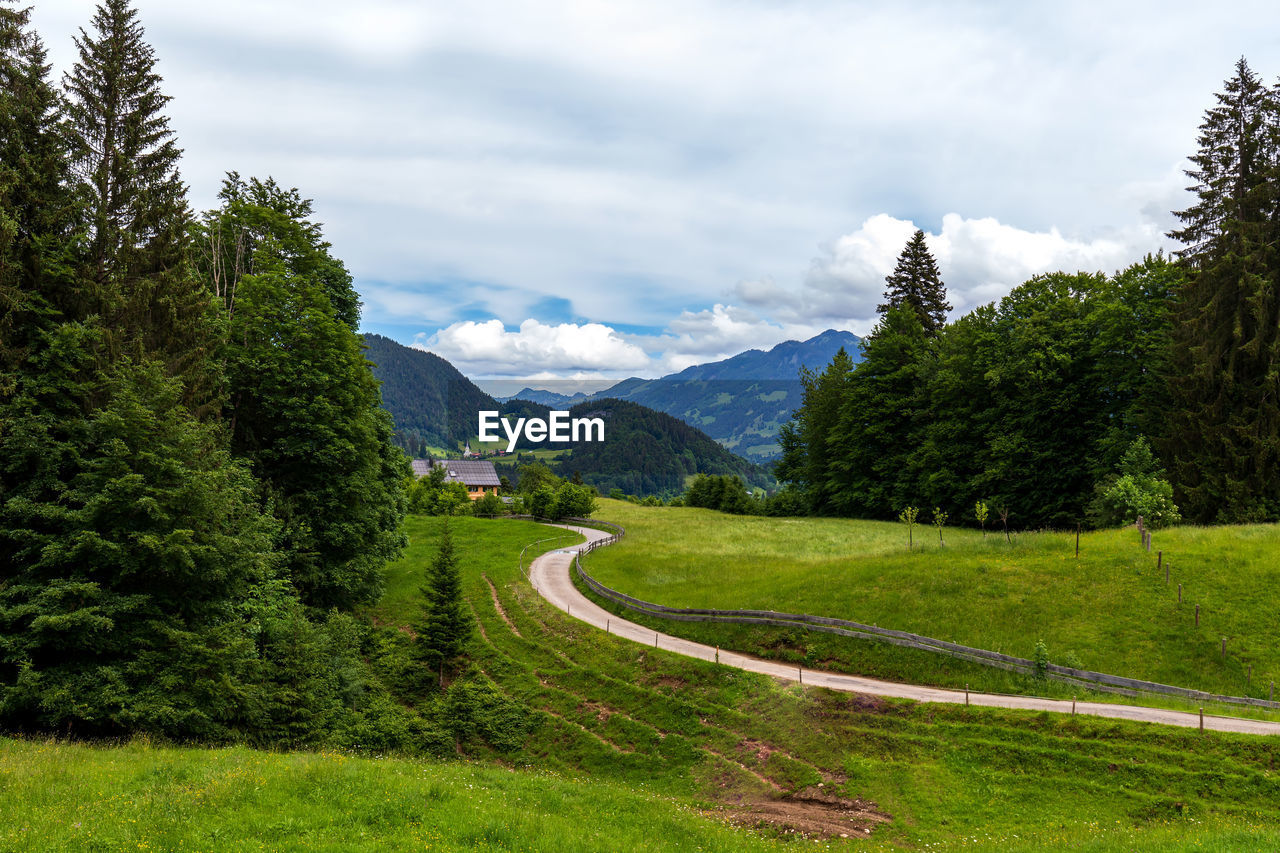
[362,334,771,495]
[506,329,862,461]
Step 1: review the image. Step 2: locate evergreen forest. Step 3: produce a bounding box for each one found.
[0,0,467,749]
[777,58,1280,530]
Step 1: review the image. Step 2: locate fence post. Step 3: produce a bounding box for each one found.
[1072,696,1076,716]
[1196,604,1200,626]
[1199,707,1204,733]
[1178,583,1182,604]
[965,684,970,706]
[1221,637,1226,659]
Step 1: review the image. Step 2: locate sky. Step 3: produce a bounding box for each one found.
[25,1,1280,388]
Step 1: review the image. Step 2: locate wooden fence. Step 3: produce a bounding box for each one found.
[572,546,1280,712]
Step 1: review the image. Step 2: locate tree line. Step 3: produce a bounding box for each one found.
[0,0,479,749]
[776,59,1280,529]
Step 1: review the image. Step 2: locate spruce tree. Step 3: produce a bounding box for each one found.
[0,360,278,736]
[62,0,218,408]
[825,305,930,518]
[1165,58,1280,522]
[879,229,951,335]
[0,1,283,739]
[0,0,75,364]
[415,523,471,677]
[776,347,856,514]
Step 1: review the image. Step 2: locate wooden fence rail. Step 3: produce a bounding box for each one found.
[572,547,1280,711]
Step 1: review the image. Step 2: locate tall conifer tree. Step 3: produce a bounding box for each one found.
[0,0,75,363]
[879,229,951,335]
[1165,58,1280,522]
[414,523,470,676]
[62,0,218,407]
[825,305,930,517]
[776,348,856,514]
[0,0,279,738]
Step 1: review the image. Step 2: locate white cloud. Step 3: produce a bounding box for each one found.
[740,213,1166,333]
[420,319,651,377]
[646,304,826,373]
[26,0,1260,374]
[419,305,836,381]
[412,208,1173,381]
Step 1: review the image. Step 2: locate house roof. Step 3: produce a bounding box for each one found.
[410,459,434,478]
[431,459,502,487]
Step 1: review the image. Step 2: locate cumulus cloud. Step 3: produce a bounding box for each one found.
[419,319,651,377]
[647,304,825,373]
[739,213,1162,332]
[416,308,828,382]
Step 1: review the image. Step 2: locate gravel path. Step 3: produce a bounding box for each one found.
[527,523,1280,736]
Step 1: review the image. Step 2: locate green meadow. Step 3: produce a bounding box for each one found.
[0,738,783,853]
[580,500,1280,706]
[8,514,1280,851]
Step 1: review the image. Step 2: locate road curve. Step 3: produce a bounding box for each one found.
[527,523,1280,737]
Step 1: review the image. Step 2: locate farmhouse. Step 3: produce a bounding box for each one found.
[412,458,501,501]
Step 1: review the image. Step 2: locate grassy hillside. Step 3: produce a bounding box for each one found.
[579,501,1280,706]
[379,516,1280,850]
[0,738,784,852]
[10,514,1280,851]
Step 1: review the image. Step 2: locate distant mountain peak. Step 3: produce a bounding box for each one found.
[566,329,863,462]
[504,387,590,407]
[665,329,861,382]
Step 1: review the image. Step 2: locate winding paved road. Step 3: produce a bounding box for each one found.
[527,524,1280,736]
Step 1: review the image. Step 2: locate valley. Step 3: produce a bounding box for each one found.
[12,513,1280,851]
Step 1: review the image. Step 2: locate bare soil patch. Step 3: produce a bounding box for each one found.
[715,787,890,840]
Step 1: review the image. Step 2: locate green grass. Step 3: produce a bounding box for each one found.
[366,515,574,629]
[9,513,1280,851]
[0,738,786,852]
[580,501,1280,710]
[467,435,570,459]
[394,515,1280,851]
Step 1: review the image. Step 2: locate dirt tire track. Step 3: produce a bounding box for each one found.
[482,573,521,637]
